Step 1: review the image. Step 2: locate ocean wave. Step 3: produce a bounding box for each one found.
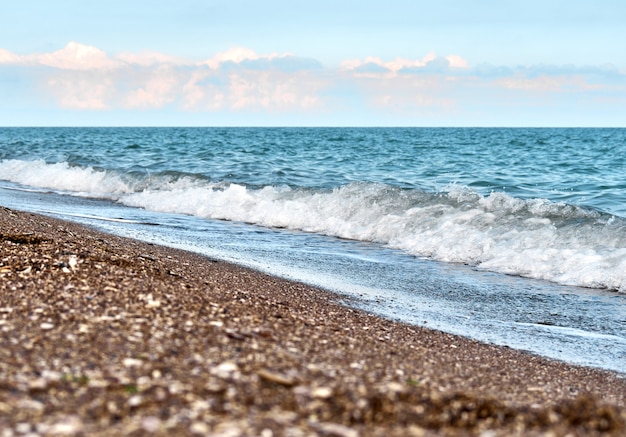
[0,159,208,198]
[2,159,625,292]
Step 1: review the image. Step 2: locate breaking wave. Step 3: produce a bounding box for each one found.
[2,158,625,292]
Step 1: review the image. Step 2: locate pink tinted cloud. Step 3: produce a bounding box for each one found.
[341,52,469,77]
[124,67,180,109]
[202,47,263,69]
[0,48,21,64]
[46,73,113,109]
[354,74,457,114]
[227,71,321,110]
[0,42,121,70]
[181,70,225,110]
[445,55,469,69]
[116,51,183,67]
[1,42,623,118]
[1,43,325,112]
[338,54,469,112]
[180,69,323,112]
[37,42,120,70]
[495,75,604,92]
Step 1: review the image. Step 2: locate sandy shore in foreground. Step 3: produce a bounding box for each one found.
[0,206,624,436]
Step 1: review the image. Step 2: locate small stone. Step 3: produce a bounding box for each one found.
[527,387,544,392]
[28,378,47,390]
[141,417,161,433]
[386,382,404,393]
[15,423,31,434]
[41,370,62,382]
[257,369,296,386]
[123,358,143,367]
[146,299,161,308]
[253,327,273,338]
[128,395,143,407]
[226,329,246,340]
[190,421,209,434]
[17,399,41,413]
[47,416,83,436]
[211,361,239,379]
[313,422,358,437]
[40,322,54,330]
[312,387,333,399]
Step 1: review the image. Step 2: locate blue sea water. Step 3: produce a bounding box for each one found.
[1,127,625,372]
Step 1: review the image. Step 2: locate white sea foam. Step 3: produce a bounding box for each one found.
[0,159,132,198]
[2,159,625,292]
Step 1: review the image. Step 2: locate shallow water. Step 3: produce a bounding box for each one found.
[2,127,625,292]
[1,182,624,373]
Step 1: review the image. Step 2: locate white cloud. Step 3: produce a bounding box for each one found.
[181,70,225,110]
[0,48,21,64]
[337,54,469,112]
[494,72,608,93]
[496,76,565,91]
[0,42,180,70]
[341,52,469,77]
[36,42,121,70]
[116,51,183,67]
[0,42,326,112]
[47,74,113,109]
[181,69,323,111]
[124,66,180,109]
[348,74,456,113]
[445,55,469,69]
[227,71,321,110]
[1,42,624,122]
[201,47,290,69]
[0,42,121,70]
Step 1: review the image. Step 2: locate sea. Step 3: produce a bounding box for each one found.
[0,127,624,373]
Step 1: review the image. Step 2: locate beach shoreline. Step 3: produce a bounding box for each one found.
[1,205,624,436]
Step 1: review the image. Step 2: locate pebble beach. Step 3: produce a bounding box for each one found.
[0,206,624,436]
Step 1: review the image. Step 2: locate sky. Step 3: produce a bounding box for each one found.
[1,0,625,126]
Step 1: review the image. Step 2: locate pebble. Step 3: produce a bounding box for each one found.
[313,422,358,437]
[128,395,143,407]
[0,206,623,437]
[190,421,210,434]
[312,387,333,399]
[257,369,296,386]
[211,361,239,379]
[47,416,83,436]
[141,417,161,433]
[122,358,143,367]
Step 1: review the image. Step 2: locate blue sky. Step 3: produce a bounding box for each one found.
[1,0,625,126]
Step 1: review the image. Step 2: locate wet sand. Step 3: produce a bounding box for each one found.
[0,206,624,436]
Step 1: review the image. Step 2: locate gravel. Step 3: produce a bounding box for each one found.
[1,206,624,436]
